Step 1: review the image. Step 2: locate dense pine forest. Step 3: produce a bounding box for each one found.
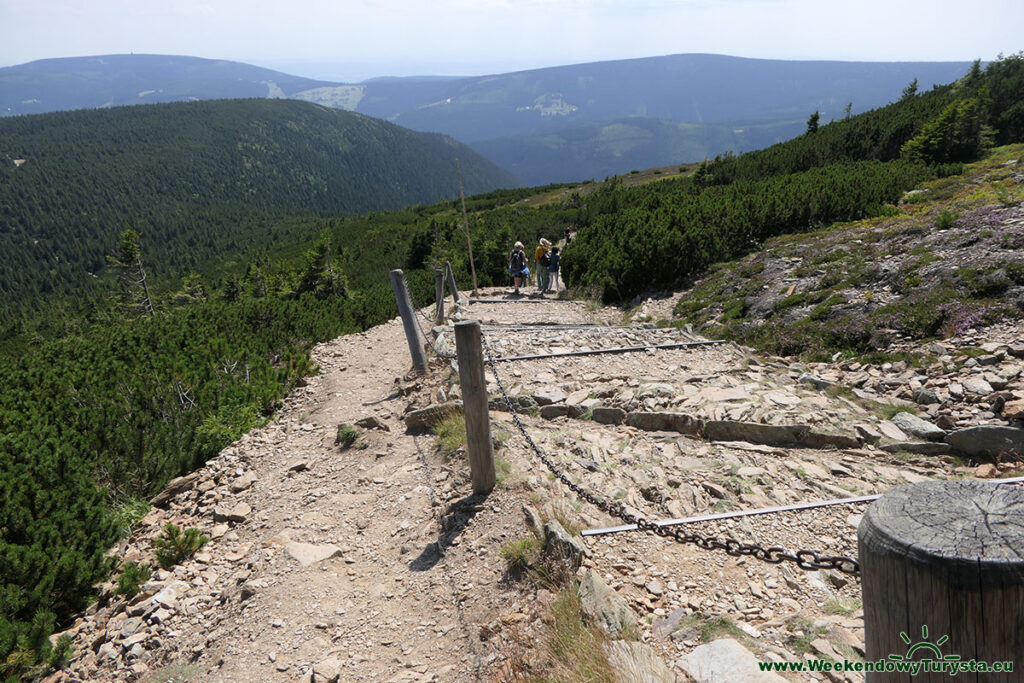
[1,54,1023,680]
[0,98,516,332]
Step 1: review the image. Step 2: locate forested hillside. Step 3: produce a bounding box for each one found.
[1,54,1022,680]
[0,98,516,329]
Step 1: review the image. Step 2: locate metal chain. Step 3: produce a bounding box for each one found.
[478,330,860,577]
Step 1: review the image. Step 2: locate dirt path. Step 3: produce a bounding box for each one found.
[60,286,1017,683]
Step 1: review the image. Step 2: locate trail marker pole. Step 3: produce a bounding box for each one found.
[858,480,1024,682]
[455,160,479,296]
[445,261,461,305]
[434,268,445,325]
[453,320,495,494]
[389,269,427,376]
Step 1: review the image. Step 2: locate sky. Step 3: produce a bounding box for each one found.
[1,0,1022,82]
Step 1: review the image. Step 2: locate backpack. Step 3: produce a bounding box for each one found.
[509,249,524,272]
[539,250,551,267]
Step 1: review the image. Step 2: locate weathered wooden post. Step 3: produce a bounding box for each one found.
[434,268,445,325]
[453,320,495,494]
[389,269,427,376]
[445,261,461,305]
[859,480,1024,682]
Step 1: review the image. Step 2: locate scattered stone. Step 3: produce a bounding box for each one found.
[913,388,941,405]
[355,415,390,431]
[701,482,730,500]
[963,377,994,396]
[532,388,567,406]
[149,471,202,508]
[285,542,344,567]
[229,471,257,493]
[1001,399,1024,421]
[403,402,463,431]
[890,412,946,442]
[213,502,251,523]
[877,420,909,441]
[311,657,344,683]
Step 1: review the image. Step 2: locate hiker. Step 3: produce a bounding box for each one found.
[548,246,561,293]
[564,226,572,244]
[508,241,529,295]
[535,238,552,293]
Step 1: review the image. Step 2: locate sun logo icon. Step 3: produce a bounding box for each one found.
[889,625,961,663]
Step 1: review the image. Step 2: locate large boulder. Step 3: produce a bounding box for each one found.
[947,426,1024,459]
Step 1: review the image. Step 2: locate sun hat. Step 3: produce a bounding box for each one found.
[539,238,551,247]
[514,241,524,249]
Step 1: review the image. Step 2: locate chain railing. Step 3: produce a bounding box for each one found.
[478,329,861,577]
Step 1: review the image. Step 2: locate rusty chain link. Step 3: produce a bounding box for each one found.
[478,330,860,577]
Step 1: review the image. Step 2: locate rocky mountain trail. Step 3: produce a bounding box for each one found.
[53,283,1024,683]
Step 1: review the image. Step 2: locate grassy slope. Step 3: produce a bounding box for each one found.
[671,144,1024,360]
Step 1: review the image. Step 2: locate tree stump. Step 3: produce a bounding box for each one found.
[858,480,1024,681]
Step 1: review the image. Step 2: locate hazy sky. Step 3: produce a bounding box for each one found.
[2,0,1021,81]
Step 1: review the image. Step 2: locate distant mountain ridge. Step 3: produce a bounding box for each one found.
[0,53,976,183]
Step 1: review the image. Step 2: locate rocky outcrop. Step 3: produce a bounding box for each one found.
[578,568,638,638]
[677,638,786,682]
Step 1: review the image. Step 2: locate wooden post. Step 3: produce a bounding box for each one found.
[389,269,427,376]
[445,261,461,304]
[453,320,495,494]
[434,268,445,325]
[858,480,1024,682]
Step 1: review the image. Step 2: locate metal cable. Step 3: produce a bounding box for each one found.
[478,329,860,577]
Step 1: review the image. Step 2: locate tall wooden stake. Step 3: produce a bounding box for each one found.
[456,159,479,296]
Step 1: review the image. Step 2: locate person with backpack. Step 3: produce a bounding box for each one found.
[547,245,561,293]
[535,238,552,293]
[508,241,529,295]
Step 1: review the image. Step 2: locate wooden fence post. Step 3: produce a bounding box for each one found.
[389,269,427,376]
[858,480,1024,681]
[434,268,445,325]
[445,261,461,305]
[453,320,495,494]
